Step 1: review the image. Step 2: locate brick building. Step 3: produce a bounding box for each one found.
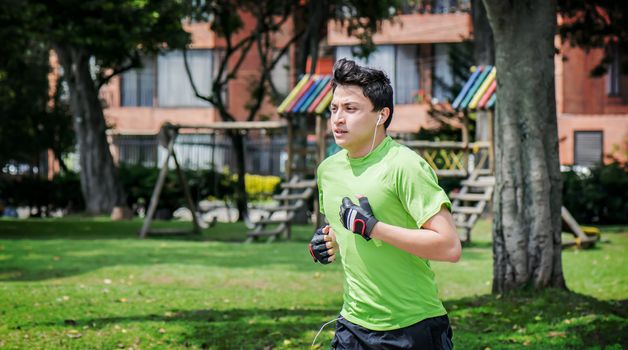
[99,2,626,172]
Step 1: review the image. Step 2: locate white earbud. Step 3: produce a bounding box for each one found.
[376,114,383,126]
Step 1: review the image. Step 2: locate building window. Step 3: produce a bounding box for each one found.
[120,58,155,107]
[157,50,213,107]
[336,45,420,104]
[271,51,291,97]
[606,44,620,96]
[399,0,471,14]
[574,131,603,167]
[432,43,455,103]
[396,45,421,104]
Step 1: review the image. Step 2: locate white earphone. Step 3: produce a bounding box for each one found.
[376,114,383,125]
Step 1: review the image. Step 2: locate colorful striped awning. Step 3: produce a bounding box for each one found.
[452,66,496,111]
[277,74,333,114]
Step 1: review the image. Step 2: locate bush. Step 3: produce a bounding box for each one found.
[118,165,281,212]
[118,165,238,214]
[244,174,281,201]
[562,162,628,224]
[0,172,84,214]
[439,177,463,197]
[0,165,283,217]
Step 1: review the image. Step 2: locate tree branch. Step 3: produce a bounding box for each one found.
[97,51,141,89]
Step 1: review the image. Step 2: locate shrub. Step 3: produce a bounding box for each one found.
[562,162,628,224]
[118,165,280,212]
[244,174,281,201]
[118,165,238,213]
[0,172,84,214]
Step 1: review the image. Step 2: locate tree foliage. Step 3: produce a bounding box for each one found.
[0,1,74,170]
[40,0,194,213]
[36,0,192,86]
[558,0,626,76]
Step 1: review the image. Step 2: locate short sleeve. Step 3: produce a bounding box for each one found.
[396,156,452,228]
[316,166,325,215]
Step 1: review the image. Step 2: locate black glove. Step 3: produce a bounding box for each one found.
[309,228,333,264]
[339,196,378,241]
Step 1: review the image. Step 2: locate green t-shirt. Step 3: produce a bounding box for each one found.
[317,136,452,331]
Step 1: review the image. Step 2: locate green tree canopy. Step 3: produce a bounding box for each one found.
[30,0,194,214]
[558,0,628,76]
[0,1,73,170]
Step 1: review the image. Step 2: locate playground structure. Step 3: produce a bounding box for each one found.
[139,121,287,238]
[245,74,331,241]
[248,72,499,242]
[140,67,600,248]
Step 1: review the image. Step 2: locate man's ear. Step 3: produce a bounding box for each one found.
[378,107,390,125]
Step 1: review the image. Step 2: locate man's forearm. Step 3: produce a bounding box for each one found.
[369,222,461,262]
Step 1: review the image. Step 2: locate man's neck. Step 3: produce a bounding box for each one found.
[347,131,387,158]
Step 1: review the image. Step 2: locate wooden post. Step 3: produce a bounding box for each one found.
[488,110,495,173]
[172,150,202,234]
[139,136,175,238]
[462,111,469,176]
[286,114,294,181]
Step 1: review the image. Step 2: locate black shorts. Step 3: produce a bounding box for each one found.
[331,315,453,350]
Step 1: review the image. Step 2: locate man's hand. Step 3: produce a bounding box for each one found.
[308,225,336,264]
[339,196,378,241]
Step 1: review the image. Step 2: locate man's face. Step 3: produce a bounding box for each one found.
[330,85,379,155]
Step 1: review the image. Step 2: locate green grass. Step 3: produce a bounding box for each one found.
[0,217,626,349]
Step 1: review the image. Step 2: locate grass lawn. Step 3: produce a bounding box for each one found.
[0,217,626,349]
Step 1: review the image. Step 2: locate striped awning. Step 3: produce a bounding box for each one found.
[452,65,496,111]
[277,74,333,114]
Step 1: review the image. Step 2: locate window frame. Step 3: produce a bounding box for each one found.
[573,130,604,167]
[119,57,156,107]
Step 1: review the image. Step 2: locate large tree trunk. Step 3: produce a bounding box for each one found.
[227,130,249,222]
[55,46,127,215]
[482,0,566,293]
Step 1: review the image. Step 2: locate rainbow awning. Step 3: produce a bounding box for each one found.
[452,65,496,111]
[277,74,333,114]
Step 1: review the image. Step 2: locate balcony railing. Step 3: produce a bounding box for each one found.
[399,0,471,15]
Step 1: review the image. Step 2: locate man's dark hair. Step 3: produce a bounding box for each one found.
[331,58,394,129]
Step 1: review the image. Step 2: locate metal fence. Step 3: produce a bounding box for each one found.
[112,133,288,176]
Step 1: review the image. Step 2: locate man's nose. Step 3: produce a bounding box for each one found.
[332,111,345,124]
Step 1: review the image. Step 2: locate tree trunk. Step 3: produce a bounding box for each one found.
[293,0,328,78]
[471,0,494,66]
[55,45,127,215]
[227,130,249,222]
[482,0,566,293]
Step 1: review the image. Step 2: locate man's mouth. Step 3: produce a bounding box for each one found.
[333,129,348,136]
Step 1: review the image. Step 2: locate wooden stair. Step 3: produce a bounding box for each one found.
[245,176,316,243]
[451,171,495,243]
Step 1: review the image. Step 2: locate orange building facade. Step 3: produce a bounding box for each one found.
[102,6,626,168]
[555,43,628,165]
[100,17,292,135]
[327,8,627,166]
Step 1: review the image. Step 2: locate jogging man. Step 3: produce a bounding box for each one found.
[309,58,461,349]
